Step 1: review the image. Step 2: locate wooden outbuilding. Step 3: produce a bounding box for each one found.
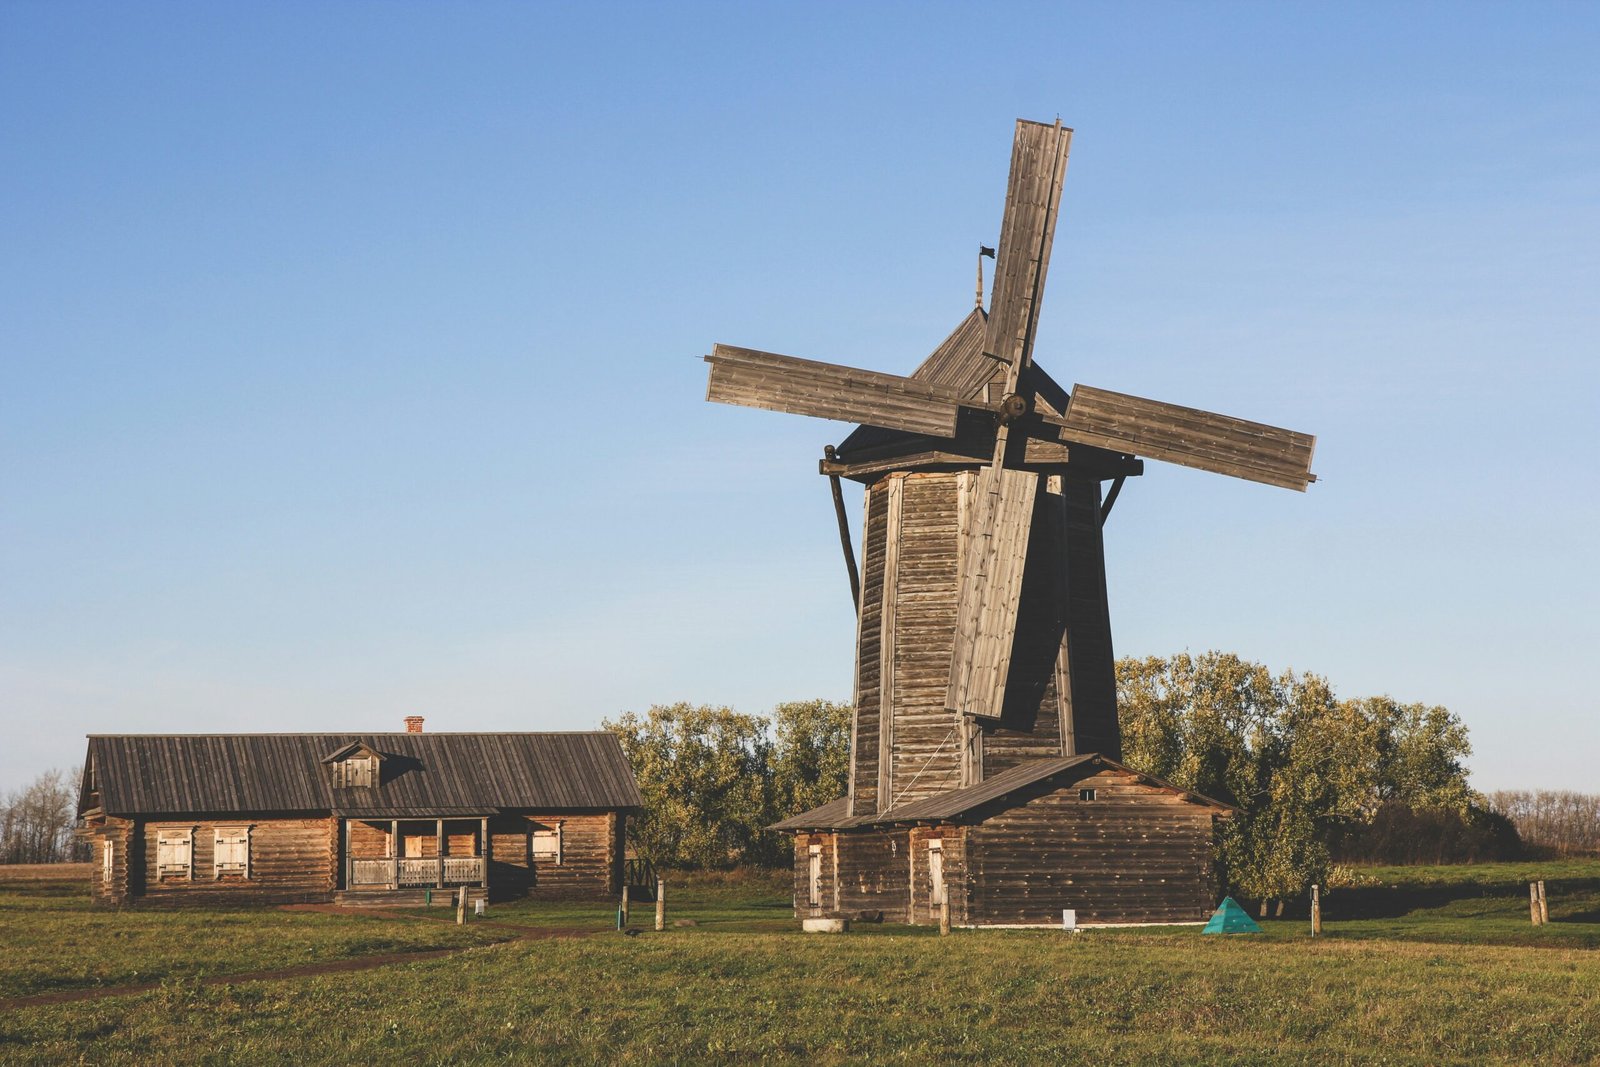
[76,724,642,908]
[774,754,1231,927]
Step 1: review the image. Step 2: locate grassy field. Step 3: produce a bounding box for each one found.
[0,871,508,1000]
[2,862,1597,1065]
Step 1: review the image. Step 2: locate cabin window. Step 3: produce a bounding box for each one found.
[807,844,822,906]
[102,839,114,885]
[334,755,376,788]
[156,827,193,879]
[531,823,563,866]
[927,840,946,906]
[1078,788,1097,801]
[214,827,251,879]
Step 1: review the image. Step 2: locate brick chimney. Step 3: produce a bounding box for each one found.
[404,716,425,734]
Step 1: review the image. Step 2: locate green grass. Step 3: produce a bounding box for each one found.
[2,863,1598,1064]
[0,877,508,999]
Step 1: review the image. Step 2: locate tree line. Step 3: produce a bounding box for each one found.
[603,652,1548,902]
[1,768,86,864]
[1488,791,1600,856]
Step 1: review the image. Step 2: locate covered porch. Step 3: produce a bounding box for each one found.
[340,811,492,892]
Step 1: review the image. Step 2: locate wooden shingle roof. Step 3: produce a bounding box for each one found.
[82,732,642,817]
[769,755,1232,830]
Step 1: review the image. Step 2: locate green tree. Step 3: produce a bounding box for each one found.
[1117,652,1474,910]
[604,703,775,869]
[769,699,852,820]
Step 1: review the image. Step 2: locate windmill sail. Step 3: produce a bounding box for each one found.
[1059,385,1316,491]
[705,345,965,437]
[984,120,1073,374]
[946,466,1038,722]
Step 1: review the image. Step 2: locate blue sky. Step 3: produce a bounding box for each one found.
[3,2,1597,793]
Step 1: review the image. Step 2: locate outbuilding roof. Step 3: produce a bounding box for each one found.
[80,732,642,817]
[769,754,1233,830]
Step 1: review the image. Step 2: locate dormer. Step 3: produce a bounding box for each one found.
[322,741,386,788]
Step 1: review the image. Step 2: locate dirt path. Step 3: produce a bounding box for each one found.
[2,910,602,1011]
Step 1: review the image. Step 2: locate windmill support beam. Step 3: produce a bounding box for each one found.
[1099,475,1126,526]
[825,448,862,608]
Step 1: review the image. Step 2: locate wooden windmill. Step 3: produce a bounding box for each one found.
[704,119,1316,823]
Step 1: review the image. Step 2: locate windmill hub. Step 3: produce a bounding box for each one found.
[998,392,1030,423]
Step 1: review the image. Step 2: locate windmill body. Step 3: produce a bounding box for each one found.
[705,120,1315,927]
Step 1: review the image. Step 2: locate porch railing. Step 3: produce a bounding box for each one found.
[347,855,484,890]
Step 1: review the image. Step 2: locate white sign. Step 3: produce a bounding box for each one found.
[1062,909,1077,931]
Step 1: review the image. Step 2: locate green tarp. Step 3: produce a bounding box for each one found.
[1202,896,1262,934]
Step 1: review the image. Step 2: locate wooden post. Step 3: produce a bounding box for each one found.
[456,885,467,925]
[1530,882,1541,925]
[480,816,490,890]
[621,884,630,927]
[1538,880,1549,924]
[656,879,665,931]
[391,819,399,889]
[436,817,445,889]
[340,819,350,891]
[939,899,951,936]
[1311,884,1322,937]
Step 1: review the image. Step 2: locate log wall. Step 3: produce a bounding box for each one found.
[966,769,1215,925]
[133,817,337,906]
[487,811,618,901]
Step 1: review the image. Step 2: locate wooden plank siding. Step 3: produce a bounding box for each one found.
[849,480,889,815]
[965,770,1216,926]
[886,473,964,807]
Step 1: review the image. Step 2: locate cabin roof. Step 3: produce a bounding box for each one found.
[769,754,1233,830]
[81,732,642,817]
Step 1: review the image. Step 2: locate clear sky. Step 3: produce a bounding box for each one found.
[3,2,1597,794]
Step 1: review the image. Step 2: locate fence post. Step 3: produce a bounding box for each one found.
[1530,882,1541,925]
[456,885,467,925]
[656,879,666,931]
[1538,880,1549,924]
[621,884,630,927]
[1311,884,1322,937]
[939,899,951,936]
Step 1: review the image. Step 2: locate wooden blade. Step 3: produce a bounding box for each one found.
[985,120,1073,377]
[1058,384,1317,491]
[946,466,1038,722]
[705,344,963,437]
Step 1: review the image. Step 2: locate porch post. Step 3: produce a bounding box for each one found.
[436,818,445,888]
[391,819,399,889]
[480,816,489,889]
[340,818,350,891]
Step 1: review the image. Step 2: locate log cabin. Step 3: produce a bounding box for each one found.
[76,719,642,908]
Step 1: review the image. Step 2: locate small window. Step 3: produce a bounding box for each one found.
[214,827,250,879]
[102,839,114,885]
[531,823,563,866]
[156,827,193,879]
[1078,788,1097,801]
